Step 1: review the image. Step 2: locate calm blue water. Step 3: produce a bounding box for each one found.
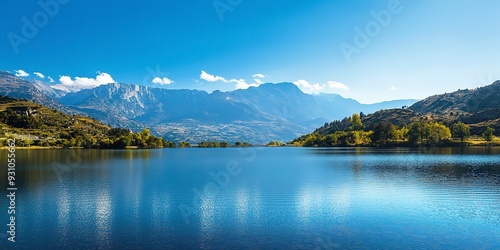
[1,147,499,249]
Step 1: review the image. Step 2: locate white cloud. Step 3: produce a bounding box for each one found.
[200,70,228,82]
[230,79,259,90]
[152,77,173,85]
[47,76,55,83]
[51,72,115,92]
[294,80,324,94]
[15,69,29,77]
[252,73,265,78]
[34,72,45,79]
[253,73,266,84]
[293,80,349,94]
[389,86,398,91]
[200,70,264,89]
[327,81,349,91]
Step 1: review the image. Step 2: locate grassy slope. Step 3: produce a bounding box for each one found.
[0,96,111,145]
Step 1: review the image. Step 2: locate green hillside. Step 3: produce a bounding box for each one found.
[0,95,172,148]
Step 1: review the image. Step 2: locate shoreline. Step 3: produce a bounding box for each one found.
[1,143,500,150]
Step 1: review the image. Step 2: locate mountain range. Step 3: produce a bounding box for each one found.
[0,71,416,143]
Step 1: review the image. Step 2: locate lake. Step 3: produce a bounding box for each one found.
[1,147,499,249]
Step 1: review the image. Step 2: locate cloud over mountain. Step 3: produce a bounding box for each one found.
[15,69,29,77]
[294,80,349,94]
[34,72,45,79]
[230,79,260,89]
[52,72,115,92]
[200,71,266,90]
[327,81,349,91]
[152,77,173,85]
[200,71,228,82]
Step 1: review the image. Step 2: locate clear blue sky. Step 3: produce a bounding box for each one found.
[2,0,500,103]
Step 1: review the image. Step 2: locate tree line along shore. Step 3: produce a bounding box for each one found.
[287,113,498,147]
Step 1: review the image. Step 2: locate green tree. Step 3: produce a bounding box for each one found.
[427,122,452,144]
[483,127,495,142]
[408,122,422,145]
[349,113,363,131]
[451,122,470,143]
[113,136,132,149]
[408,122,451,145]
[108,128,131,137]
[178,141,191,148]
[396,126,409,142]
[146,136,163,148]
[141,128,151,138]
[267,141,284,146]
[337,131,348,146]
[324,134,338,146]
[372,122,397,145]
[162,139,176,148]
[133,131,147,148]
[303,134,318,147]
[359,131,373,145]
[346,131,361,145]
[98,138,113,148]
[17,139,32,147]
[82,134,97,148]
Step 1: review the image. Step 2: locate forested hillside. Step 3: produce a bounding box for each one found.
[0,95,171,148]
[293,81,500,147]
